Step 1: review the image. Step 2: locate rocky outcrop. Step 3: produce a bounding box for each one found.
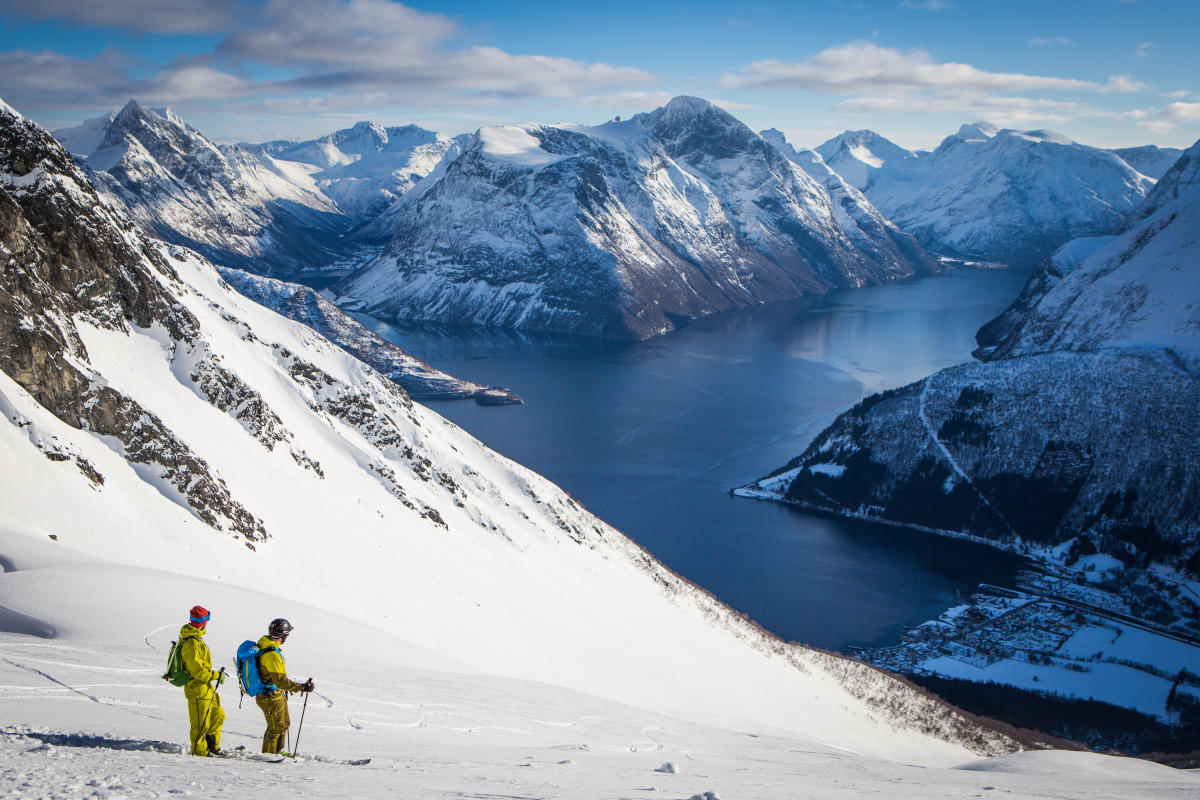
[1,103,267,542]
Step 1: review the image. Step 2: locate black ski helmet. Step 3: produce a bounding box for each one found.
[268,618,293,640]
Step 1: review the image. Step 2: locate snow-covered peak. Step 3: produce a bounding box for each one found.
[0,96,20,119]
[258,120,458,219]
[814,129,914,189]
[865,122,1154,265]
[1009,129,1075,145]
[953,121,999,142]
[55,99,348,274]
[762,128,829,174]
[639,95,761,158]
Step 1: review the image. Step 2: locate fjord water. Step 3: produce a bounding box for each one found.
[353,266,1031,651]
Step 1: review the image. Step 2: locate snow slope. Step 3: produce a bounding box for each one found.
[864,124,1155,266]
[2,535,1197,799]
[258,121,458,220]
[0,98,1017,772]
[52,101,350,276]
[336,96,938,340]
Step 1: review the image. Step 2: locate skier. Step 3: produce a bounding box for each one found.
[179,605,226,756]
[254,618,314,755]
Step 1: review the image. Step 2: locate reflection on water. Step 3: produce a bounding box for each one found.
[353,266,1033,651]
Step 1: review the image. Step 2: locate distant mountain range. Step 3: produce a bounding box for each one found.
[49,96,1182,340]
[336,97,937,339]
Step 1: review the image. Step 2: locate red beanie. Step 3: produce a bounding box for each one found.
[189,605,210,629]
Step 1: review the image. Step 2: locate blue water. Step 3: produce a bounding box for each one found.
[351,266,1032,651]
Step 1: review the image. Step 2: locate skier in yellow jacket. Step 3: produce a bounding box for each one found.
[255,618,314,755]
[180,605,226,756]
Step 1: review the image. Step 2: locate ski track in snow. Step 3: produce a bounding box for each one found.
[917,376,1019,538]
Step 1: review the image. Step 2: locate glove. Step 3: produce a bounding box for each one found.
[216,670,226,686]
[302,678,315,693]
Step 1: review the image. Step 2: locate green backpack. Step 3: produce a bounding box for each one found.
[162,640,191,686]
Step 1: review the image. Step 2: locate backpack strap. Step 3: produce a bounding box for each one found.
[255,644,280,693]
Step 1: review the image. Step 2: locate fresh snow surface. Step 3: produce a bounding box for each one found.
[3,535,1198,800]
[477,125,567,168]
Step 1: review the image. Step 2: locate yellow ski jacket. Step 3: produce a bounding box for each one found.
[179,624,219,700]
[256,635,306,694]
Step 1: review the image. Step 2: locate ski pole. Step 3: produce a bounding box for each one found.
[292,691,309,760]
[196,668,224,755]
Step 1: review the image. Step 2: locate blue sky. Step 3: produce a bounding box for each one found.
[1,0,1197,150]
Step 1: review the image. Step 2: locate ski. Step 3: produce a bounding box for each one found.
[295,754,372,766]
[214,747,368,765]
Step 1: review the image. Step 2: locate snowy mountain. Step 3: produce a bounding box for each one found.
[1111,145,1185,180]
[761,129,933,274]
[742,138,1200,588]
[257,121,460,221]
[814,128,917,190]
[0,97,1030,780]
[217,267,519,403]
[863,123,1155,266]
[335,97,938,340]
[52,101,350,277]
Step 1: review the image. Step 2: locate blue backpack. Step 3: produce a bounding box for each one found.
[235,640,279,698]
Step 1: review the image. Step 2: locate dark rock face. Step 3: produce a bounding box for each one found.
[765,351,1200,576]
[1,105,267,543]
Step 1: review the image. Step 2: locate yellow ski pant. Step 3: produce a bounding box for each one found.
[256,691,291,754]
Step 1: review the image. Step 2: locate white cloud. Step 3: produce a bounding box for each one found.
[1028,37,1076,47]
[1137,101,1200,135]
[1134,41,1155,58]
[1099,74,1149,94]
[720,42,1120,94]
[0,0,658,114]
[1162,101,1200,123]
[834,92,1087,127]
[0,0,241,34]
